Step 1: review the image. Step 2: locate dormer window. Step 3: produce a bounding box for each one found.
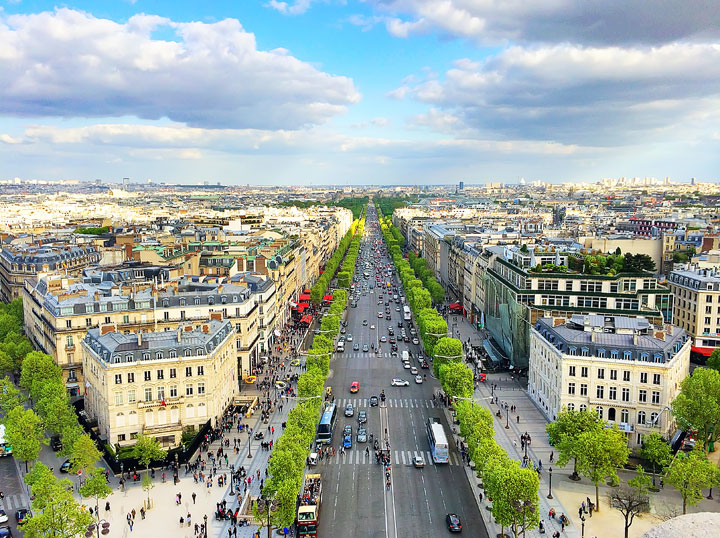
[196,348,204,356]
[184,349,192,357]
[142,353,150,361]
[155,351,163,360]
[623,351,632,360]
[568,347,577,356]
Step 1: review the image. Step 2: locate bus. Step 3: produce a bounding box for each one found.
[403,305,411,321]
[316,403,338,445]
[427,418,449,463]
[0,424,12,456]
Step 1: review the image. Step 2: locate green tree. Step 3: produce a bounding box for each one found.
[20,351,62,402]
[4,406,46,471]
[546,408,602,480]
[69,434,102,479]
[432,337,463,378]
[0,332,34,372]
[0,350,14,376]
[440,362,474,398]
[707,349,720,373]
[0,375,24,415]
[640,433,672,490]
[609,466,651,538]
[411,288,432,312]
[575,426,631,511]
[79,467,112,512]
[131,434,167,501]
[672,367,720,451]
[665,448,720,514]
[23,462,93,538]
[485,459,540,537]
[297,370,325,398]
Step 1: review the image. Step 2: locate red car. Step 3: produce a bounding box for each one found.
[350,381,359,393]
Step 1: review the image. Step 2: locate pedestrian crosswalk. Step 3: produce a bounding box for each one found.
[0,494,29,512]
[338,352,398,359]
[318,449,462,466]
[336,397,438,409]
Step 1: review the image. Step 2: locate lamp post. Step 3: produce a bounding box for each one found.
[547,467,553,499]
[256,496,279,538]
[512,499,535,538]
[505,409,510,429]
[203,514,208,538]
[85,519,110,538]
[580,513,585,538]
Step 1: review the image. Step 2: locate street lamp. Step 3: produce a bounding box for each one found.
[85,520,110,538]
[203,514,208,538]
[580,513,586,538]
[547,467,553,499]
[512,499,535,538]
[256,496,279,538]
[505,409,510,429]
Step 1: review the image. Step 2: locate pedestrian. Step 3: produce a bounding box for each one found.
[178,492,182,504]
[140,507,145,520]
[195,523,200,535]
[180,516,185,527]
[105,501,110,512]
[128,519,133,532]
[549,451,554,463]
[187,513,192,527]
[516,415,520,424]
[131,508,136,520]
[192,492,197,504]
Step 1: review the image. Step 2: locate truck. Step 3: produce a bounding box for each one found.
[0,424,12,456]
[297,473,322,538]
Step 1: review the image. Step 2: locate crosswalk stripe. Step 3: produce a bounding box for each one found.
[426,451,433,464]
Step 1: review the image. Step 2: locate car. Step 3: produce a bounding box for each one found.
[340,327,346,334]
[388,328,394,335]
[410,367,419,375]
[50,436,62,451]
[290,359,301,367]
[380,336,387,342]
[353,343,360,351]
[343,434,352,449]
[370,324,375,330]
[446,513,462,533]
[351,303,357,308]
[0,512,7,525]
[412,338,420,345]
[275,380,287,390]
[343,424,352,436]
[0,526,12,538]
[362,344,369,352]
[421,361,430,369]
[403,362,412,369]
[358,410,367,423]
[377,312,384,318]
[417,353,424,362]
[391,378,409,387]
[415,375,423,384]
[357,428,368,443]
[396,306,400,312]
[363,320,368,326]
[369,396,379,407]
[59,460,72,473]
[403,336,410,342]
[14,509,31,525]
[389,337,396,344]
[350,381,359,393]
[391,344,398,352]
[398,321,403,328]
[413,456,425,468]
[345,403,354,417]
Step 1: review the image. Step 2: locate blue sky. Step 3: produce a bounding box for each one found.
[1,0,719,185]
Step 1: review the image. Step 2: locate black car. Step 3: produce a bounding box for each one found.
[369,396,379,407]
[0,526,12,538]
[397,321,403,328]
[59,460,72,473]
[446,513,462,533]
[15,509,31,525]
[50,436,62,451]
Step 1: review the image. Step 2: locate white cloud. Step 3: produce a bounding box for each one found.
[0,8,360,129]
[368,0,720,45]
[396,43,720,145]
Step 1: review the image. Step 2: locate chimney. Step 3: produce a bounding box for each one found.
[591,331,596,343]
[177,327,182,342]
[202,324,209,333]
[100,324,115,335]
[553,318,565,327]
[654,330,666,341]
[210,311,222,321]
[184,325,193,332]
[633,333,638,346]
[137,331,142,346]
[94,291,100,301]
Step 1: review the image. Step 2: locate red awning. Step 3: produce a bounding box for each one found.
[299,294,311,301]
[303,289,311,294]
[691,346,715,357]
[449,302,463,309]
[323,295,333,301]
[296,305,306,313]
[296,302,309,308]
[300,314,313,324]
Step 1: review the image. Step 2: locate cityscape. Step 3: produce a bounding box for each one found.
[1,2,720,538]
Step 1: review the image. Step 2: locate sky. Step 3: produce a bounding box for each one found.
[1,1,719,185]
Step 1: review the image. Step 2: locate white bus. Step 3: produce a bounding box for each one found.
[427,418,449,463]
[403,305,411,321]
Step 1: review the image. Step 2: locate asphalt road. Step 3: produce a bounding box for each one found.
[317,205,488,538]
[0,454,30,536]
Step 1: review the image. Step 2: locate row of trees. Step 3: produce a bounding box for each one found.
[310,217,362,304]
[408,253,445,305]
[376,204,541,537]
[336,215,364,289]
[277,196,369,220]
[258,209,366,531]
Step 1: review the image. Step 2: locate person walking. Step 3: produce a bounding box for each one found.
[192,492,197,504]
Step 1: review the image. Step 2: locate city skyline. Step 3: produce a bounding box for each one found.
[1,2,719,184]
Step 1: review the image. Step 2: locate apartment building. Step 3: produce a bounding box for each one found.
[23,271,271,395]
[668,265,720,362]
[0,242,100,302]
[529,315,690,448]
[82,320,236,448]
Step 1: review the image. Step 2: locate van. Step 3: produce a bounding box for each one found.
[337,341,345,352]
[402,350,409,362]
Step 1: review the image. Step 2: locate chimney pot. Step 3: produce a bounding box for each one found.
[202,324,209,333]
[137,332,142,346]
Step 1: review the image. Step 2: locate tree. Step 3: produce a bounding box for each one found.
[0,375,24,415]
[4,406,46,471]
[69,434,102,479]
[131,434,167,501]
[485,459,540,538]
[609,467,651,538]
[672,367,720,451]
[297,370,325,398]
[707,349,720,373]
[440,362,474,398]
[546,408,602,480]
[0,350,14,376]
[575,426,630,511]
[23,462,93,538]
[640,433,672,490]
[432,337,463,378]
[79,467,112,512]
[20,351,62,402]
[665,448,720,514]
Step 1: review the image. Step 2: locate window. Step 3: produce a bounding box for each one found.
[653,373,661,385]
[170,368,176,379]
[640,372,648,384]
[115,374,122,385]
[623,351,632,360]
[608,408,616,421]
[144,388,153,402]
[609,386,617,400]
[597,349,606,358]
[185,367,192,377]
[164,312,170,321]
[639,389,647,403]
[157,369,164,380]
[567,403,575,411]
[652,391,661,405]
[197,366,204,376]
[170,386,177,398]
[184,349,192,357]
[596,406,603,419]
[610,369,617,380]
[597,368,605,379]
[142,353,150,361]
[579,404,587,412]
[638,411,646,425]
[66,319,72,328]
[621,409,629,423]
[580,384,588,396]
[568,382,576,395]
[569,366,576,377]
[155,352,163,360]
[157,387,165,401]
[581,367,588,378]
[118,434,126,442]
[581,348,589,357]
[128,390,136,403]
[186,385,194,396]
[115,392,123,406]
[144,371,151,382]
[569,347,577,356]
[650,412,659,425]
[596,386,604,399]
[123,314,129,324]
[623,371,631,382]
[197,383,205,395]
[104,316,111,324]
[622,388,630,402]
[67,335,74,347]
[610,350,619,359]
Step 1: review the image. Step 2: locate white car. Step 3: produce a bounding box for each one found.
[391,378,409,387]
[403,362,411,369]
[0,510,8,524]
[412,338,420,345]
[370,324,376,330]
[347,334,353,341]
[415,375,423,384]
[411,367,418,375]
